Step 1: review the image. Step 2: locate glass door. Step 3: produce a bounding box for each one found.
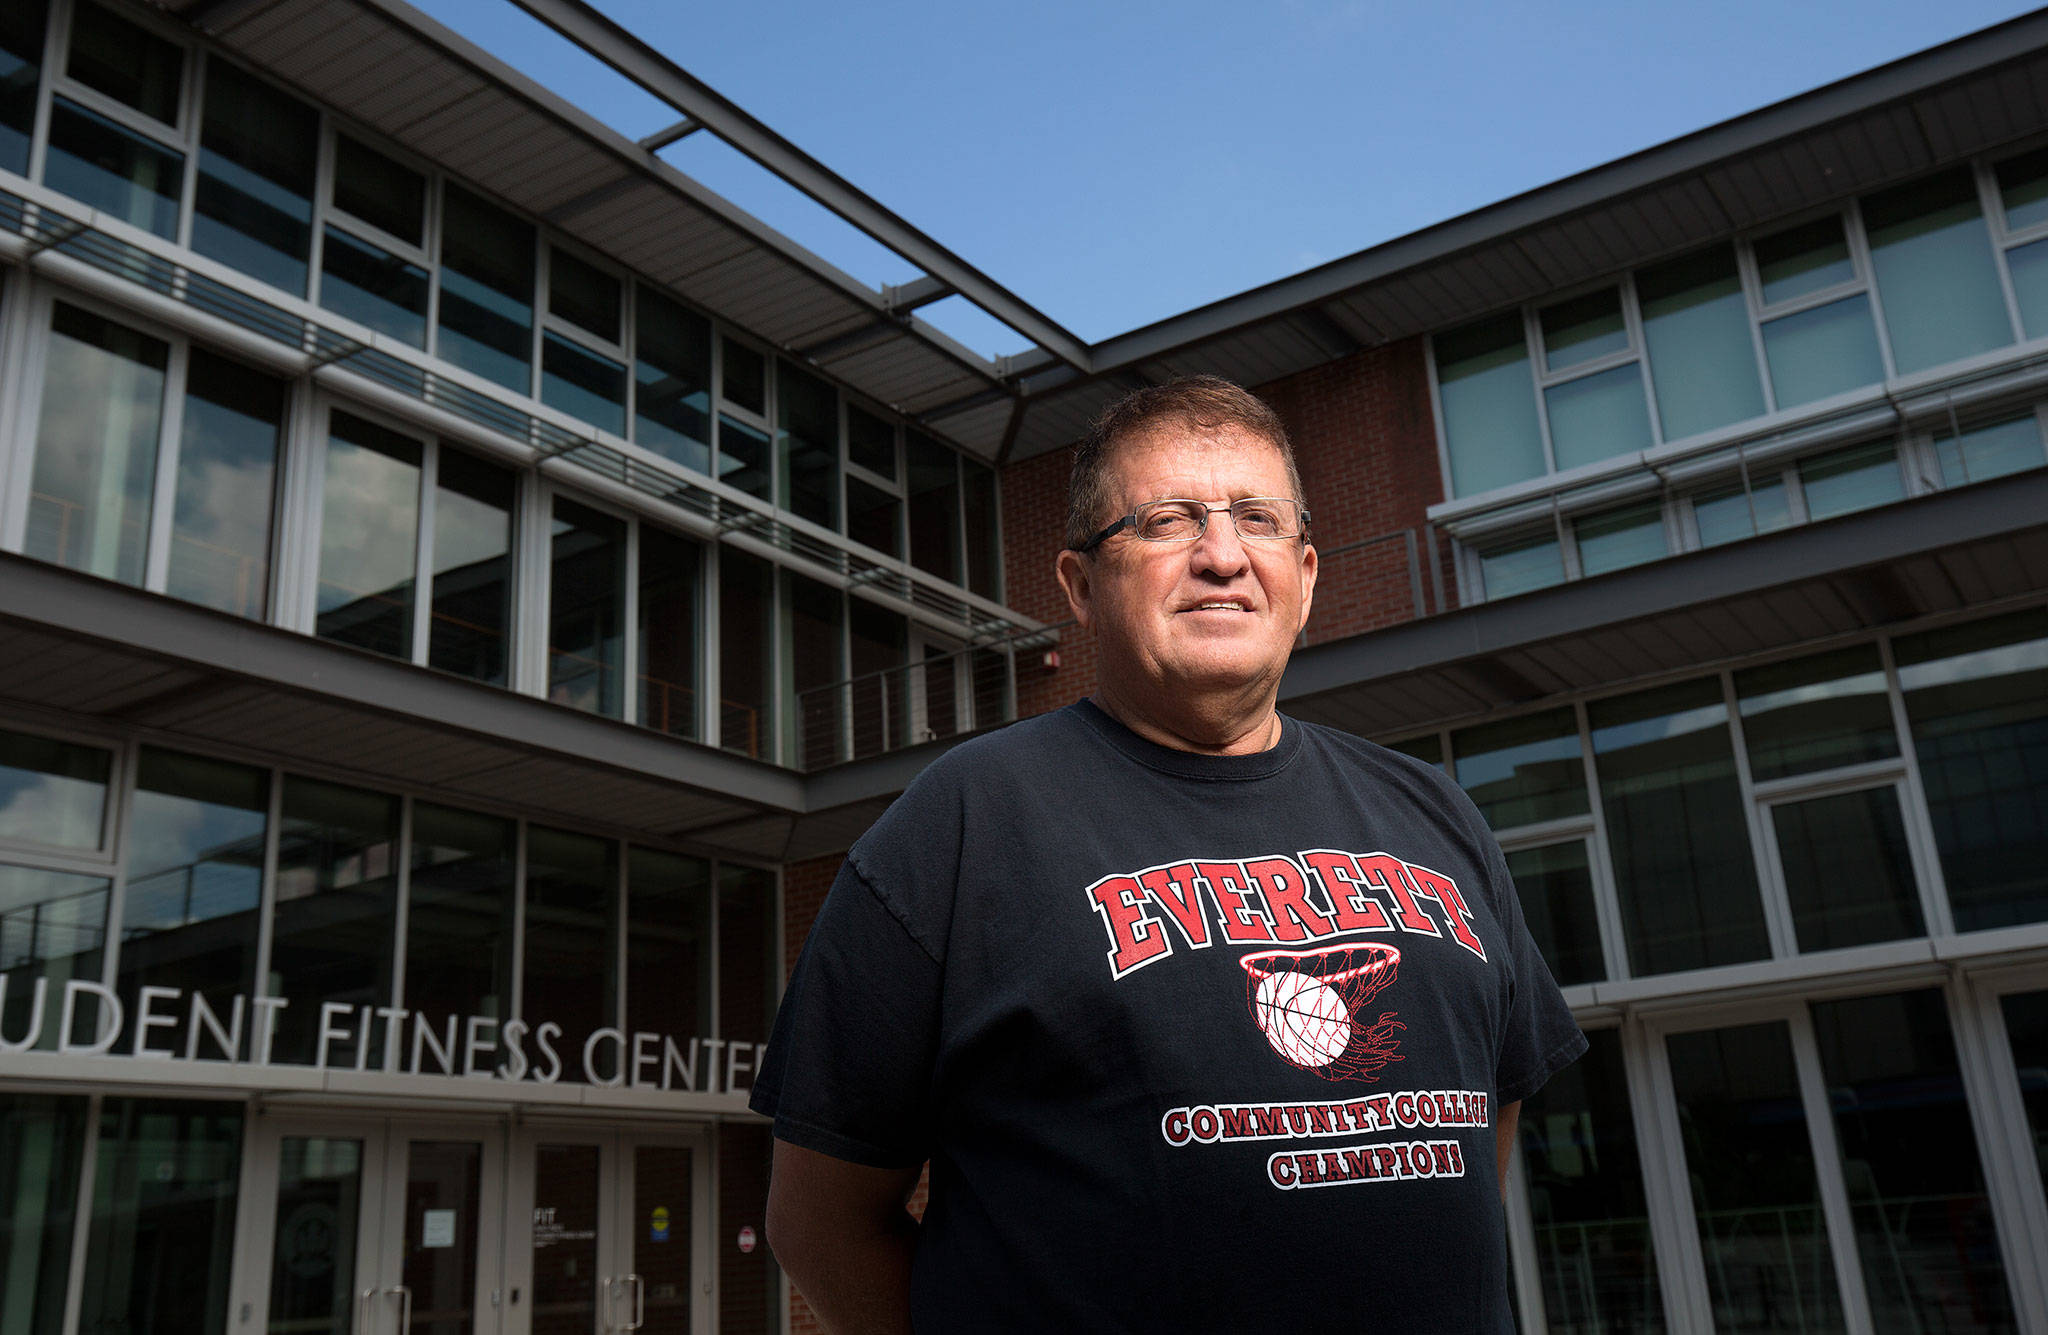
[374,1127,505,1335]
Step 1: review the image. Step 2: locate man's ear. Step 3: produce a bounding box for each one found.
[1055,548,1094,629]
[1296,542,1318,634]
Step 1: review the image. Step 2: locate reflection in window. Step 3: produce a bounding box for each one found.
[1799,440,1901,521]
[1810,991,2016,1331]
[1762,294,1885,409]
[268,778,399,1067]
[43,98,184,238]
[522,827,617,1084]
[719,549,774,758]
[638,526,701,739]
[1590,679,1770,975]
[317,413,422,659]
[717,414,772,501]
[1436,314,1546,497]
[1479,533,1563,600]
[1384,733,1444,769]
[1864,169,2014,376]
[849,600,909,759]
[635,288,712,473]
[320,225,429,346]
[720,1122,781,1331]
[548,498,625,718]
[1666,1022,1844,1332]
[0,864,110,1050]
[79,1099,243,1335]
[266,1136,365,1333]
[331,134,424,245]
[192,59,318,294]
[168,349,285,619]
[1895,610,2048,931]
[0,728,111,850]
[721,338,766,415]
[1453,708,1586,828]
[718,864,778,1044]
[541,331,626,436]
[547,247,620,343]
[846,474,902,557]
[1541,289,1628,371]
[1755,216,1857,306]
[1518,1031,1660,1332]
[1934,415,2044,486]
[27,304,168,588]
[625,849,712,1045]
[963,459,1002,601]
[1639,246,1765,441]
[778,363,840,530]
[68,2,182,122]
[428,449,515,685]
[0,1093,87,1333]
[1773,787,1924,952]
[786,572,845,769]
[906,432,961,583]
[1504,841,1604,986]
[120,749,267,1058]
[1692,474,1793,548]
[1735,644,1898,780]
[0,0,46,174]
[1574,502,1665,577]
[847,403,897,479]
[437,185,534,393]
[1546,365,1653,472]
[404,804,515,1036]
[2000,989,2048,1200]
[2009,237,2048,341]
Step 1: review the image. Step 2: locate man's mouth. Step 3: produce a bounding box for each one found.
[1181,599,1253,613]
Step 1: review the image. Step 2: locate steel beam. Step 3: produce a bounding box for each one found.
[638,117,702,152]
[504,0,1092,373]
[882,275,954,313]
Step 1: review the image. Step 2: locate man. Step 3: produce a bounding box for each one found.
[751,376,1585,1333]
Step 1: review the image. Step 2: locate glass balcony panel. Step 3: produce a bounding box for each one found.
[1763,294,1885,409]
[66,1,182,124]
[848,600,910,760]
[1436,313,1546,496]
[26,303,168,587]
[633,287,712,473]
[547,497,625,718]
[1755,215,1857,306]
[167,349,285,620]
[79,1100,242,1335]
[1693,474,1793,548]
[44,97,184,239]
[1452,707,1587,829]
[1799,440,1902,521]
[428,448,514,686]
[268,777,400,1067]
[1865,169,2014,375]
[0,729,110,851]
[1545,363,1653,472]
[1934,414,2045,486]
[847,403,897,479]
[638,525,702,740]
[541,332,626,437]
[1540,287,1629,371]
[319,225,428,346]
[192,59,318,295]
[436,185,534,394]
[777,362,839,530]
[331,133,425,246]
[547,246,620,343]
[1574,501,1666,577]
[0,0,47,174]
[1638,245,1766,440]
[1735,643,1898,781]
[1478,533,1563,600]
[1504,840,1605,986]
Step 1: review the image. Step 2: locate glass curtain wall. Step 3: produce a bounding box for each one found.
[316,412,422,658]
[0,0,44,175]
[719,549,775,759]
[0,1094,87,1335]
[191,58,318,295]
[638,526,702,740]
[546,499,625,718]
[403,802,516,1037]
[166,350,285,618]
[267,778,400,1067]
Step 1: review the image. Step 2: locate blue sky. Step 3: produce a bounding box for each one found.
[413,0,2040,356]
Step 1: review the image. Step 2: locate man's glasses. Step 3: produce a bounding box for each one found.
[1074,498,1309,553]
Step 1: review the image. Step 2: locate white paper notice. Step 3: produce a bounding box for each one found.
[421,1209,457,1248]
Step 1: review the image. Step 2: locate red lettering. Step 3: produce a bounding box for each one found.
[1410,1141,1436,1177]
[1085,874,1169,976]
[1343,1100,1375,1132]
[1356,854,1440,936]
[1307,1104,1336,1134]
[1162,1109,1190,1145]
[1137,862,1211,950]
[1244,855,1334,941]
[1447,1140,1465,1174]
[1405,863,1488,959]
[1270,1155,1297,1188]
[1189,1107,1220,1141]
[1303,850,1394,932]
[1391,1142,1415,1174]
[1220,1107,1254,1139]
[1197,861,1273,943]
[1284,1106,1308,1134]
[1343,1148,1373,1179]
[1431,1142,1459,1175]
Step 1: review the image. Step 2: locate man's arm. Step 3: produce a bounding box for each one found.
[764,1138,923,1335]
[1495,1099,1521,1197]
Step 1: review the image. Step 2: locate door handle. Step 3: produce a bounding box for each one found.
[383,1284,412,1335]
[623,1273,645,1332]
[357,1288,376,1335]
[598,1274,615,1332]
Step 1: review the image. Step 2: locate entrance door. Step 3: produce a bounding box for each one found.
[509,1128,710,1334]
[231,1117,505,1335]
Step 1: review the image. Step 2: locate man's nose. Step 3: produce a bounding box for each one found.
[1189,511,1251,575]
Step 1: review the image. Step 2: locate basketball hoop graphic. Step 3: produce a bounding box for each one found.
[1241,942,1404,1081]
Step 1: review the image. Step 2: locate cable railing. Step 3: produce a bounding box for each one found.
[794,638,1017,769]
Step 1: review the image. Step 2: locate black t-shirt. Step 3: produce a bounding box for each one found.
[752,700,1585,1332]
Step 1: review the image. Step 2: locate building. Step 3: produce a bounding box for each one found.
[0,0,2044,1329]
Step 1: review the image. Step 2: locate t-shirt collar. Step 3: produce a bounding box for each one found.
[1073,696,1301,782]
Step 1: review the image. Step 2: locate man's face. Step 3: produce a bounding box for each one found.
[1058,422,1317,705]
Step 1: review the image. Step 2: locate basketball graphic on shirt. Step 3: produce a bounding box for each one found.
[1241,942,1403,1081]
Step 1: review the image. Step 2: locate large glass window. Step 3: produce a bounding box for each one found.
[1810,991,2015,1332]
[638,525,701,739]
[0,0,45,174]
[427,448,515,686]
[192,59,318,294]
[634,288,712,473]
[963,459,1002,601]
[541,331,626,437]
[906,432,961,584]
[1574,501,1666,577]
[1437,313,1547,497]
[0,1093,87,1335]
[1798,439,1902,521]
[720,338,766,416]
[1756,216,1856,304]
[0,864,109,1049]
[1864,170,2014,376]
[717,864,777,1046]
[1692,473,1792,548]
[1518,1030,1661,1333]
[785,572,845,769]
[1590,679,1770,976]
[26,304,168,588]
[1546,363,1651,473]
[719,549,774,759]
[717,414,771,502]
[1639,245,1765,441]
[1735,645,1899,781]
[777,363,839,531]
[43,97,183,238]
[268,778,399,1067]
[547,498,625,717]
[2002,989,2048,1200]
[846,474,902,558]
[1761,293,1885,409]
[320,225,429,346]
[316,412,422,660]
[1895,610,2048,932]
[624,848,712,1045]
[1478,533,1564,600]
[331,134,425,247]
[166,349,285,618]
[119,749,267,1058]
[67,1,181,123]
[1933,414,2045,487]
[0,728,111,851]
[436,185,534,394]
[1452,708,1587,828]
[78,1098,242,1335]
[521,827,617,1084]
[1504,841,1604,987]
[846,403,897,479]
[848,600,909,760]
[1770,787,1924,952]
[403,803,515,1036]
[1667,1021,1843,1331]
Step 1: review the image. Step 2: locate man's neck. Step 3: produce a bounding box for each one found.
[1089,682,1283,756]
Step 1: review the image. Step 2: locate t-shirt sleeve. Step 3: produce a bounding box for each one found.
[1481,835,1588,1106]
[748,857,942,1169]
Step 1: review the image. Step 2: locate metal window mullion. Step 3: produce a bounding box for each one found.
[1951,974,2048,1330]
[1975,160,2031,347]
[1734,236,1782,416]
[612,839,628,1038]
[1526,307,1561,476]
[24,0,64,187]
[389,795,413,1014]
[1630,1017,1714,1334]
[410,438,439,666]
[58,1091,102,1335]
[1503,1133,1547,1334]
[1574,698,1632,984]
[1787,1006,1879,1334]
[142,340,189,594]
[509,820,527,1020]
[174,52,204,252]
[1844,197,1900,385]
[271,376,322,634]
[1876,635,1956,938]
[701,540,720,747]
[1619,272,1668,450]
[251,765,285,1054]
[1721,669,1798,961]
[95,739,140,994]
[0,276,55,553]
[621,519,641,727]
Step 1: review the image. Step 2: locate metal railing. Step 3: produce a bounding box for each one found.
[794,639,1016,769]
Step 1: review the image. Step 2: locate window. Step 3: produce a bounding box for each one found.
[1933,413,2045,486]
[0,0,46,174]
[1735,645,1898,781]
[846,403,897,479]
[2002,989,2048,1199]
[44,96,184,240]
[1504,841,1605,986]
[1540,288,1651,472]
[541,247,626,435]
[962,458,1002,600]
[717,414,771,502]
[403,803,515,1034]
[638,526,702,740]
[316,412,422,659]
[0,864,110,1048]
[634,287,712,473]
[1452,709,1587,829]
[0,727,112,851]
[1864,169,2013,375]
[1573,502,1665,577]
[437,185,534,393]
[0,1094,87,1333]
[1691,472,1792,547]
[624,849,712,1042]
[66,2,182,124]
[1436,313,1546,497]
[268,778,400,1066]
[848,599,910,759]
[777,362,839,530]
[719,548,775,758]
[906,431,961,583]
[193,59,318,294]
[1797,439,1902,521]
[321,136,430,345]
[1639,245,1765,441]
[166,349,285,618]
[720,336,766,416]
[785,571,846,769]
[1770,787,1924,951]
[427,448,516,685]
[547,498,626,718]
[1477,533,1564,600]
[521,827,618,1084]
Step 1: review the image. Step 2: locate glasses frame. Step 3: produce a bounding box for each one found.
[1073,497,1311,553]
